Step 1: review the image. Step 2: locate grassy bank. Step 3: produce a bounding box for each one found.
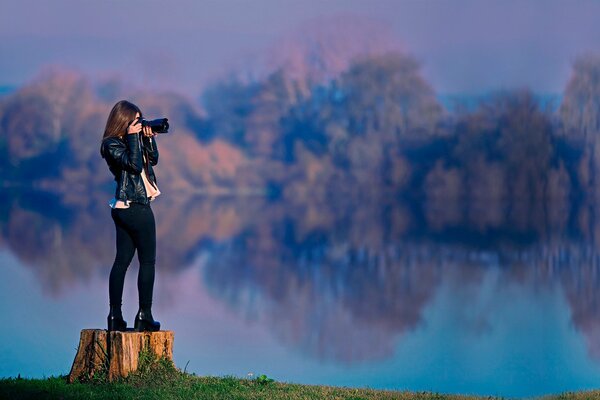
[1,351,599,400]
[4,374,600,400]
[0,374,600,400]
[0,374,484,400]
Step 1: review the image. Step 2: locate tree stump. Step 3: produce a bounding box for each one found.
[68,329,175,383]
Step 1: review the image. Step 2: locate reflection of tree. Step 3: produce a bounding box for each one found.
[201,215,600,365]
[557,255,600,361]
[6,188,600,365]
[202,216,442,364]
[0,190,114,295]
[0,191,264,295]
[195,196,600,365]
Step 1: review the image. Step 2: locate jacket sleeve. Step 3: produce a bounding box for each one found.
[142,135,159,166]
[102,135,143,174]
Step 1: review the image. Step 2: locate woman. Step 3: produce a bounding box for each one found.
[100,100,162,332]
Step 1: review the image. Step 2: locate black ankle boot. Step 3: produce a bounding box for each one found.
[134,306,160,332]
[107,305,127,332]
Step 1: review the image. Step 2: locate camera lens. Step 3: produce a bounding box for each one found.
[141,118,169,134]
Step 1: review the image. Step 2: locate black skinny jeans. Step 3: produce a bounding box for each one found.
[109,202,156,308]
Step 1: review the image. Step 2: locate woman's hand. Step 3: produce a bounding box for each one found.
[142,125,157,138]
[127,118,142,135]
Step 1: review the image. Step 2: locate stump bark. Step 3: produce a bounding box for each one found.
[68,329,175,383]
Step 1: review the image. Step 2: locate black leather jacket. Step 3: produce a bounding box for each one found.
[101,134,159,205]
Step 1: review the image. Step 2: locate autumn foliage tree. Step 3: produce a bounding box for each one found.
[271,52,442,199]
[559,54,600,197]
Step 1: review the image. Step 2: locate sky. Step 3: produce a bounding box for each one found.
[1,0,600,97]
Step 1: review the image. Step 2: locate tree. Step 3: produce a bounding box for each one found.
[559,54,600,197]
[336,52,444,139]
[560,53,600,140]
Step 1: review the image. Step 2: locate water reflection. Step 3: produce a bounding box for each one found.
[2,189,600,395]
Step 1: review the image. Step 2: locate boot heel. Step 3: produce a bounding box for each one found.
[134,318,160,332]
[107,304,127,332]
[107,316,127,332]
[134,319,146,332]
[134,309,161,332]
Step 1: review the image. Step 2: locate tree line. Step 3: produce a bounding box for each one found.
[1,52,600,212]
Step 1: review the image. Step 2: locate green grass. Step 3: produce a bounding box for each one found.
[2,348,600,399]
[3,373,600,400]
[0,374,493,400]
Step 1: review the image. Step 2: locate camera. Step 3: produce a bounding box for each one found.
[141,118,169,134]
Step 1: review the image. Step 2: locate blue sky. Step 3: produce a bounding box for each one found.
[1,0,599,96]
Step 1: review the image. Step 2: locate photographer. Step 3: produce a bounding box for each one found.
[100,100,161,332]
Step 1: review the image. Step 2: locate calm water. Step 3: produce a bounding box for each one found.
[1,190,600,398]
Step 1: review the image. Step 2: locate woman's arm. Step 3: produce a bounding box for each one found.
[102,135,143,174]
[142,135,159,166]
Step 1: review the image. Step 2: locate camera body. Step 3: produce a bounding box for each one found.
[141,118,169,134]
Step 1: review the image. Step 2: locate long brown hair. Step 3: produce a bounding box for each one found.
[100,100,141,157]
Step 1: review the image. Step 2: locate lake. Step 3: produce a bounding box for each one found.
[1,189,600,398]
